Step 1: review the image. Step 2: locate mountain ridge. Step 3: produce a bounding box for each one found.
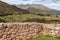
[0,1,29,16]
[15,4,60,15]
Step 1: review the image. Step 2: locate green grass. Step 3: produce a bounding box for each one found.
[0,14,40,22]
[28,35,60,40]
[0,14,60,23]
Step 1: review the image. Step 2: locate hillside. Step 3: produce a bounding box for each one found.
[0,1,60,23]
[15,4,60,15]
[0,1,29,16]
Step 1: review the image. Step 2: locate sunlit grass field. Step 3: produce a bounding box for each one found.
[0,14,60,23]
[28,35,60,40]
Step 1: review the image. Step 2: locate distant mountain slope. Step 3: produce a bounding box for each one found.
[0,1,29,16]
[15,4,60,15]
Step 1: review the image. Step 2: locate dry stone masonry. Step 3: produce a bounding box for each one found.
[0,22,60,40]
[0,22,42,40]
[42,24,60,37]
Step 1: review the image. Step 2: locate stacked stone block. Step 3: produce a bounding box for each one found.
[0,22,42,40]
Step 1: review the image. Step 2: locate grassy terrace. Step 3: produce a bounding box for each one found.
[0,14,40,22]
[0,14,60,23]
[0,14,60,40]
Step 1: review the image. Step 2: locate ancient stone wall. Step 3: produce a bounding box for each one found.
[42,24,60,37]
[0,22,60,40]
[0,22,42,40]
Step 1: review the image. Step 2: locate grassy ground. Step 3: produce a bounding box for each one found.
[0,14,60,23]
[0,14,40,22]
[28,35,60,40]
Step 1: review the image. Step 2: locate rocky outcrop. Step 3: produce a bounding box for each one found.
[0,22,60,40]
